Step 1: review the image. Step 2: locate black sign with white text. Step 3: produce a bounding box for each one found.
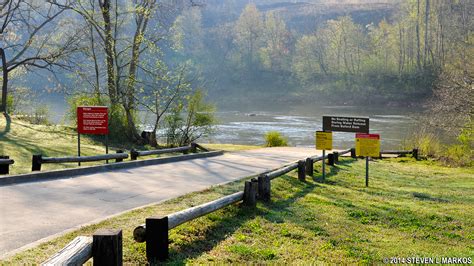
[323,116,369,133]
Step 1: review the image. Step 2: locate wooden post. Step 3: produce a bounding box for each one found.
[0,156,9,175]
[327,153,335,166]
[365,157,369,187]
[92,229,122,266]
[130,149,139,161]
[413,148,419,160]
[243,180,257,207]
[146,217,169,262]
[297,160,305,181]
[191,143,197,153]
[305,158,313,177]
[333,152,339,164]
[105,134,109,164]
[78,132,81,166]
[322,150,326,181]
[115,150,124,162]
[350,148,356,158]
[32,154,42,171]
[257,174,271,201]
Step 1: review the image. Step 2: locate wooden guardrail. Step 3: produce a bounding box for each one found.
[32,151,127,171]
[0,156,14,175]
[42,229,122,265]
[380,148,418,160]
[132,148,360,262]
[130,143,209,160]
[42,146,419,264]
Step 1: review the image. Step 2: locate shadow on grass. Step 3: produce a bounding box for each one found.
[0,112,11,138]
[164,204,258,264]
[162,175,320,264]
[312,159,357,184]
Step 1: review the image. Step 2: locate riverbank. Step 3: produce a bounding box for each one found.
[3,157,473,264]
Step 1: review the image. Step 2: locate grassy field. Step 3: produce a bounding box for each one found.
[3,157,473,264]
[0,117,259,174]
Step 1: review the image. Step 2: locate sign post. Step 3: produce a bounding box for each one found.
[355,133,380,187]
[316,131,332,181]
[77,106,109,165]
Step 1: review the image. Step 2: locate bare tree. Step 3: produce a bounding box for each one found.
[0,0,81,113]
[50,0,189,142]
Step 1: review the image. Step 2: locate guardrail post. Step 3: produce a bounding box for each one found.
[305,158,313,177]
[327,154,335,166]
[413,148,419,160]
[297,160,305,181]
[0,156,10,174]
[115,150,124,163]
[191,143,197,153]
[92,229,123,266]
[32,154,42,171]
[257,174,270,202]
[243,180,257,207]
[146,216,169,262]
[130,149,139,161]
[333,152,339,164]
[350,148,356,158]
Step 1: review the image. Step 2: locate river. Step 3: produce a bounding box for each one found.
[198,105,419,149]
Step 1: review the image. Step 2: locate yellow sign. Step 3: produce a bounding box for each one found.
[316,131,333,150]
[355,133,380,157]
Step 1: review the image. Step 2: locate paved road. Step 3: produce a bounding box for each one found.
[0,147,323,258]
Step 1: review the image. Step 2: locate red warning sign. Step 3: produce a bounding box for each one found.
[77,106,109,135]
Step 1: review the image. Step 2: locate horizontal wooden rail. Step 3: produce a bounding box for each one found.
[267,162,298,180]
[134,191,244,242]
[131,146,191,160]
[42,153,128,164]
[130,143,209,160]
[338,148,352,156]
[381,150,412,155]
[32,151,127,171]
[0,159,14,165]
[380,148,418,159]
[42,236,93,265]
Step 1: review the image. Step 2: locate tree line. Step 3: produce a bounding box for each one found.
[172,0,471,101]
[1,0,214,145]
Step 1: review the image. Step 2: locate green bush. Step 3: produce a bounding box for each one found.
[67,94,129,143]
[402,129,441,157]
[264,131,288,147]
[67,94,102,125]
[165,90,216,147]
[6,95,14,113]
[440,120,473,167]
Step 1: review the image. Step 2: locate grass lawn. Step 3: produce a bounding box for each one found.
[3,157,473,264]
[0,117,258,175]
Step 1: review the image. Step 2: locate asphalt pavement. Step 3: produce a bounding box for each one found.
[0,147,324,258]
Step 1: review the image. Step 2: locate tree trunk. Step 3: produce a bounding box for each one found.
[416,0,421,70]
[100,0,117,104]
[1,48,8,113]
[124,107,142,142]
[424,0,430,67]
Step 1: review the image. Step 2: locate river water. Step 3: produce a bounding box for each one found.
[198,105,419,149]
